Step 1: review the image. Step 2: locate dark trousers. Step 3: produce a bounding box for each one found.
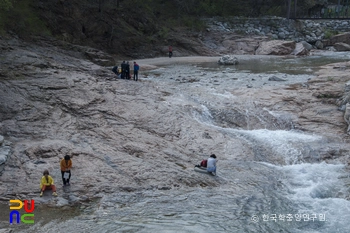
[61,170,71,185]
[169,51,172,58]
[133,71,138,81]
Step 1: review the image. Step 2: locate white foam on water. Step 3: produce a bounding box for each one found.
[212,91,237,99]
[236,129,322,164]
[238,129,322,143]
[278,162,350,232]
[200,104,213,122]
[192,104,214,126]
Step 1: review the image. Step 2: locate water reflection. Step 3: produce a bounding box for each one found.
[196,51,350,75]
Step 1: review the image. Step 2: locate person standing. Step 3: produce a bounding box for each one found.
[60,155,72,186]
[168,45,173,58]
[125,61,130,79]
[121,61,126,79]
[40,170,57,197]
[133,61,139,81]
[206,154,217,175]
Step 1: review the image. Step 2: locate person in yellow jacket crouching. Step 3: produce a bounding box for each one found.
[40,170,57,197]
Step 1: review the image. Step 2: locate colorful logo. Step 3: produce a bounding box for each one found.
[9,200,35,224]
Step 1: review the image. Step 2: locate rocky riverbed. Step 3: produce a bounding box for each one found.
[1,37,350,232]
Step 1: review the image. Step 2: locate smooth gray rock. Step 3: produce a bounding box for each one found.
[0,146,10,165]
[268,76,287,81]
[301,41,313,50]
[334,42,350,51]
[315,41,324,49]
[255,40,296,55]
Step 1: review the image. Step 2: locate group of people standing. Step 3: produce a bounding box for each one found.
[112,46,173,80]
[112,61,140,81]
[39,155,73,197]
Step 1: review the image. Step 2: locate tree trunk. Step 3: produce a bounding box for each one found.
[286,0,291,19]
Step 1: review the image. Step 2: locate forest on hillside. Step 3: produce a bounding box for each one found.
[1,0,349,21]
[0,0,349,57]
[0,0,349,37]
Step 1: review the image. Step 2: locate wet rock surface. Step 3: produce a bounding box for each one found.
[0,38,222,203]
[1,37,350,231]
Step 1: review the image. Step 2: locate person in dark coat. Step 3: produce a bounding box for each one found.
[125,61,130,79]
[121,61,126,79]
[112,65,119,78]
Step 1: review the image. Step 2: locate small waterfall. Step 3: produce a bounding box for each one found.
[192,104,214,125]
[192,104,322,165]
[235,129,323,165]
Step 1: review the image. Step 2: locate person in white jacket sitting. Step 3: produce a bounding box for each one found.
[207,154,217,174]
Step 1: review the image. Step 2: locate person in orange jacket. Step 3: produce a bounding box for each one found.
[40,170,57,197]
[60,155,72,186]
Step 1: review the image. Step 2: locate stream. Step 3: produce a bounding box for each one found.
[2,51,350,233]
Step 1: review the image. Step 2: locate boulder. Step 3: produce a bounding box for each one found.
[334,42,350,51]
[330,32,350,45]
[0,146,10,174]
[223,38,260,55]
[315,41,324,49]
[301,41,313,50]
[255,40,296,55]
[323,32,350,47]
[268,76,287,81]
[218,55,239,65]
[292,42,309,56]
[0,149,8,165]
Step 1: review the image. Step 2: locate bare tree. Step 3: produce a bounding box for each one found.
[286,0,291,19]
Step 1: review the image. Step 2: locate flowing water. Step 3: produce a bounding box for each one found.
[4,52,350,233]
